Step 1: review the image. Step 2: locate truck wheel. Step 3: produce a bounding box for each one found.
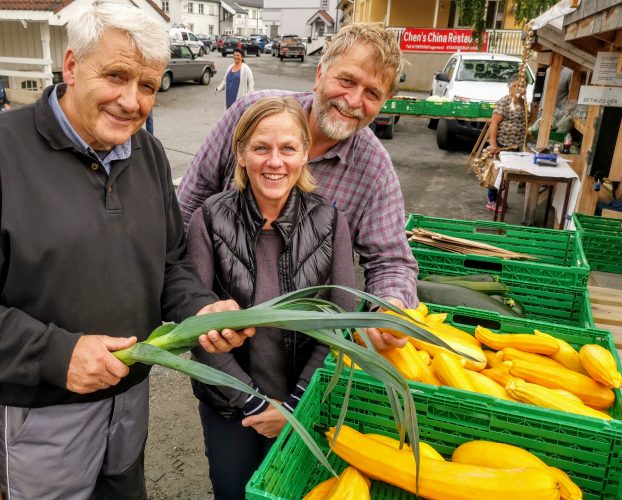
[427,118,439,129]
[300,55,304,62]
[222,51,226,57]
[198,47,205,56]
[280,55,284,61]
[159,73,172,92]
[383,123,394,140]
[256,50,260,57]
[436,119,454,150]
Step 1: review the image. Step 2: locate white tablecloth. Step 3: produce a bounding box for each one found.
[494,152,581,228]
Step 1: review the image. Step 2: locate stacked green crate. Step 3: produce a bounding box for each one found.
[452,101,481,118]
[407,214,591,326]
[247,365,622,500]
[424,100,453,116]
[573,213,622,274]
[381,98,425,115]
[479,101,496,117]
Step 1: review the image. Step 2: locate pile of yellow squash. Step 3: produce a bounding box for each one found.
[341,304,620,420]
[302,426,582,499]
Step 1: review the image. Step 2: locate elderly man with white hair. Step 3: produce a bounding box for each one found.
[0,4,251,498]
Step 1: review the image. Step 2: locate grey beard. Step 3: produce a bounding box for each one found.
[313,94,370,141]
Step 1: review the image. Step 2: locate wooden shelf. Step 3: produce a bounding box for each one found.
[573,116,587,136]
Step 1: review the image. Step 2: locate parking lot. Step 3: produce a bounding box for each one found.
[145,49,533,499]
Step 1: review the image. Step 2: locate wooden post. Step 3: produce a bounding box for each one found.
[568,69,582,102]
[576,104,602,214]
[524,53,563,225]
[608,121,622,182]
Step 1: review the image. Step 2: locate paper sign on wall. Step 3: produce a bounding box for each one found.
[578,85,622,107]
[593,52,622,86]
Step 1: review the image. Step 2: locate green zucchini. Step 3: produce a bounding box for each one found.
[417,280,521,317]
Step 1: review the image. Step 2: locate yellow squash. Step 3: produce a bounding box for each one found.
[578,344,622,389]
[534,330,588,374]
[417,349,431,365]
[505,378,612,420]
[380,342,422,381]
[501,347,567,369]
[475,326,560,355]
[303,477,339,500]
[484,349,503,368]
[366,433,445,461]
[326,466,370,500]
[431,352,475,392]
[464,369,515,400]
[481,364,515,386]
[325,426,561,500]
[452,440,582,500]
[506,358,615,410]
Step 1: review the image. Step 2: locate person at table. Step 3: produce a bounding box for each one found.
[486,76,527,212]
[186,96,356,500]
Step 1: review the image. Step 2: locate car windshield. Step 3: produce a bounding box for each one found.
[456,60,534,84]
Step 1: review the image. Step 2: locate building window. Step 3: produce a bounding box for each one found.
[237,14,242,19]
[250,9,256,19]
[21,80,38,91]
[208,25,214,34]
[236,27,242,35]
[187,2,194,13]
[198,3,204,14]
[161,0,169,12]
[209,3,216,15]
[322,0,328,8]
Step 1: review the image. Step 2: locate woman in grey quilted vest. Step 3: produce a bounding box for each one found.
[186,96,356,500]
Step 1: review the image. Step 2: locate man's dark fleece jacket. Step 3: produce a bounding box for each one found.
[0,85,217,408]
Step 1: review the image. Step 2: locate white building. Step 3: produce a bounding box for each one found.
[163,0,221,36]
[164,0,264,36]
[220,0,265,36]
[263,0,338,39]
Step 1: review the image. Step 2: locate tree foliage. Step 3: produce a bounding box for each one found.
[458,0,558,45]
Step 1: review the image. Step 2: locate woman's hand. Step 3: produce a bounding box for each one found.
[241,403,287,438]
[359,298,409,351]
[196,300,255,352]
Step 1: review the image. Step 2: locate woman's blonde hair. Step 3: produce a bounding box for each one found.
[233,96,316,192]
[321,23,403,96]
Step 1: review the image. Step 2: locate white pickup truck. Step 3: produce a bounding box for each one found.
[430,52,534,150]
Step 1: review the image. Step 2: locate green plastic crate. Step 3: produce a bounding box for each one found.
[247,368,622,500]
[573,213,622,274]
[407,214,590,287]
[423,100,453,117]
[479,101,496,117]
[381,98,424,115]
[452,101,481,118]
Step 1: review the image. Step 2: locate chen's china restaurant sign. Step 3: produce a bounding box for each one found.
[400,28,488,53]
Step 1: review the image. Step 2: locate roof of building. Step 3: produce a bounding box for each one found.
[221,0,262,14]
[306,9,334,26]
[0,0,169,22]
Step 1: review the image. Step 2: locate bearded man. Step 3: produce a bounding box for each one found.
[177,23,418,351]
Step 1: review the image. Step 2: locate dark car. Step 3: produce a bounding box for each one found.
[196,34,212,50]
[215,35,225,52]
[221,37,261,57]
[159,44,217,92]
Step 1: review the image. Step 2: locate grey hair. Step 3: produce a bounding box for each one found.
[66,2,170,65]
[320,23,403,96]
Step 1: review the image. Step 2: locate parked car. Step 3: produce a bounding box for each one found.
[215,35,225,52]
[263,41,273,54]
[196,34,212,51]
[278,35,305,62]
[250,34,269,51]
[430,52,535,150]
[221,37,261,57]
[168,28,206,56]
[160,44,216,92]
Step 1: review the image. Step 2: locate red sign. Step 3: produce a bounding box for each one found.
[400,28,488,53]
